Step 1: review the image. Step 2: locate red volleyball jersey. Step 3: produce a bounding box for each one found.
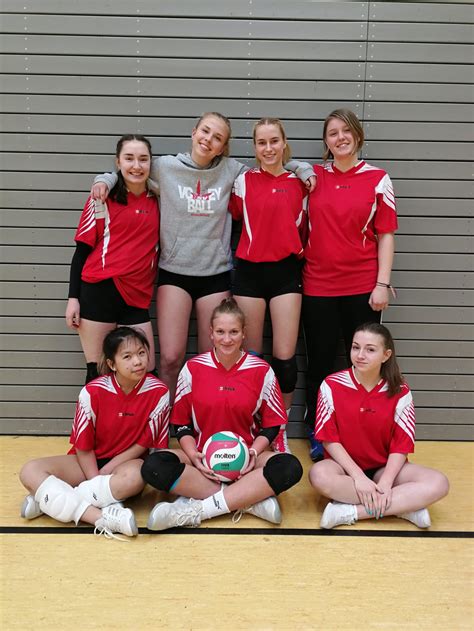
[171,350,287,450]
[229,168,308,262]
[315,368,415,470]
[75,191,159,308]
[303,161,398,296]
[314,368,415,470]
[69,374,170,459]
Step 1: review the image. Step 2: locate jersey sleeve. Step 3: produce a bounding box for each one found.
[314,380,341,443]
[374,173,398,235]
[170,363,194,426]
[229,173,245,220]
[256,367,287,428]
[390,388,416,455]
[138,388,171,450]
[74,196,106,248]
[69,387,96,452]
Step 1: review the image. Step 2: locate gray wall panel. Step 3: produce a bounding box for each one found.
[0,2,472,440]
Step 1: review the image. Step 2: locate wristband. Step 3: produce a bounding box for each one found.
[249,448,258,459]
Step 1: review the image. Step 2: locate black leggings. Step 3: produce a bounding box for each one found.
[302,293,381,426]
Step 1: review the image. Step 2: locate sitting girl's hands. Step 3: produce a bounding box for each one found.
[353,474,379,517]
[191,451,219,482]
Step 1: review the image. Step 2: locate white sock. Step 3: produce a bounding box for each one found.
[201,489,230,521]
[75,474,118,508]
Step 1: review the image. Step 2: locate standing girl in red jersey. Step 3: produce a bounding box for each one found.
[19,327,170,538]
[309,323,449,529]
[66,134,159,384]
[229,118,309,454]
[303,109,398,461]
[140,298,303,531]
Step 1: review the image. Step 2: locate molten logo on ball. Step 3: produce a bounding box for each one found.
[202,431,250,482]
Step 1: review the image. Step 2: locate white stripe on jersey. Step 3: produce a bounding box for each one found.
[239,177,253,257]
[258,368,286,422]
[328,371,358,391]
[89,375,117,394]
[73,388,96,442]
[148,392,170,444]
[138,376,166,395]
[100,201,111,269]
[174,363,193,405]
[191,353,217,369]
[237,355,268,371]
[375,173,396,212]
[315,380,335,434]
[76,197,96,239]
[394,391,416,443]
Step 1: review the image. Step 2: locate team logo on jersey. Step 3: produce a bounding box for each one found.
[272,188,287,194]
[178,180,222,216]
[118,412,134,417]
[135,208,149,215]
[219,386,235,391]
[335,185,351,189]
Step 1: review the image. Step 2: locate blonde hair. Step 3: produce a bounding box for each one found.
[210,297,246,329]
[322,108,364,161]
[194,112,232,157]
[253,117,291,164]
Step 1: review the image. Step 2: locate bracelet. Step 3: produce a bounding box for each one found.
[376,282,397,298]
[249,448,258,459]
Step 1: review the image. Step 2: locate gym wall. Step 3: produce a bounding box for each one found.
[1,1,472,439]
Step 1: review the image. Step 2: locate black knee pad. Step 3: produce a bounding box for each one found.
[263,453,303,495]
[141,451,185,492]
[271,356,297,393]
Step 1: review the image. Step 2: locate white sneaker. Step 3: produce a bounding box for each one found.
[320,502,357,529]
[232,496,282,524]
[21,494,43,520]
[147,498,203,531]
[94,505,138,539]
[271,428,291,454]
[398,508,431,528]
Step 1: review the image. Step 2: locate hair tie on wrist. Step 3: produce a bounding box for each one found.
[376,282,397,299]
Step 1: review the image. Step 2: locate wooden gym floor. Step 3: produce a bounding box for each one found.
[1,436,472,630]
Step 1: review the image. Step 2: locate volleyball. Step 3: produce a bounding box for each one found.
[202,431,250,482]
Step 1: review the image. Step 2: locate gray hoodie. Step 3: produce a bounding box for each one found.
[94,153,313,277]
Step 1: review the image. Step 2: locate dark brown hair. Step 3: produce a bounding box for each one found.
[353,322,404,397]
[109,134,152,205]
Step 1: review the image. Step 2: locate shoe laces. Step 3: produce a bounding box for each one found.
[94,522,129,542]
[175,500,202,527]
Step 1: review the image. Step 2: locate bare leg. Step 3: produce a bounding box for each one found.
[108,459,147,500]
[78,319,116,363]
[125,321,156,371]
[233,296,266,354]
[310,460,449,519]
[195,290,231,353]
[156,285,193,400]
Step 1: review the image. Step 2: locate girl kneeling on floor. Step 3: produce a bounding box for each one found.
[141,297,303,530]
[19,327,170,538]
[309,322,449,529]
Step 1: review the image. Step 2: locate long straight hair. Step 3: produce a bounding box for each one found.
[353,322,404,397]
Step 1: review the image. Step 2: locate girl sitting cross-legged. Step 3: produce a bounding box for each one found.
[309,322,449,529]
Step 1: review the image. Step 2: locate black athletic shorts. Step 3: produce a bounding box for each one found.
[157,268,231,302]
[79,279,150,324]
[232,255,302,301]
[364,467,381,481]
[96,456,145,470]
